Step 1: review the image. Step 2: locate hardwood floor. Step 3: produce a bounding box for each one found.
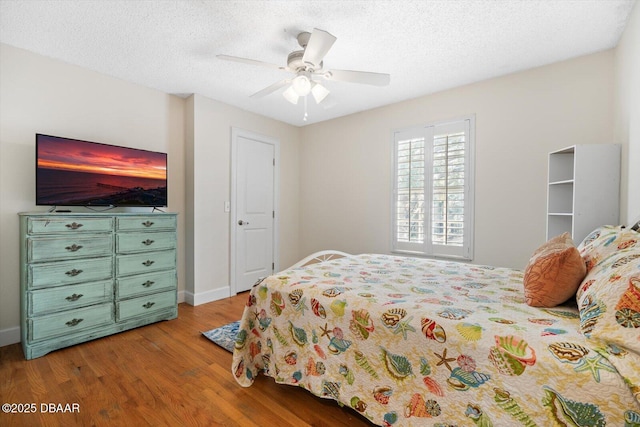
[0,293,373,427]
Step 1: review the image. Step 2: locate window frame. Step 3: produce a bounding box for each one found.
[391,115,475,260]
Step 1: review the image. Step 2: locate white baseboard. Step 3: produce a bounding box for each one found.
[183,286,231,306]
[0,326,21,347]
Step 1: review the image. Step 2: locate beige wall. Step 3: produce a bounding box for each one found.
[299,51,615,269]
[615,1,640,224]
[184,94,300,304]
[0,44,186,346]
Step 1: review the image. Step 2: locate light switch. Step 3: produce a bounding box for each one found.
[224,201,230,212]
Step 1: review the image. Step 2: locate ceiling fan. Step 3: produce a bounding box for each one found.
[217,28,390,106]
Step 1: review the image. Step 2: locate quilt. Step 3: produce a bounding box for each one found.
[232,254,640,426]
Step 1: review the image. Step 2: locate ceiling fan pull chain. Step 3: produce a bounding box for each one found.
[303,95,308,122]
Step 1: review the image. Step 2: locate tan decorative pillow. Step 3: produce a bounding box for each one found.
[523,232,587,307]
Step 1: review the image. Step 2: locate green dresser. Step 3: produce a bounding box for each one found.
[19,212,178,359]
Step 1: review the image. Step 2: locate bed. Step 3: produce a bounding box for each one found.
[232,226,640,426]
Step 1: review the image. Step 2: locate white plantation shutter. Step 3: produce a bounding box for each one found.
[395,133,425,247]
[393,117,474,259]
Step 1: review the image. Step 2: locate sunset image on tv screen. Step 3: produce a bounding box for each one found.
[36,134,167,207]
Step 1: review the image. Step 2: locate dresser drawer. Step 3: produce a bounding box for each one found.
[28,234,113,262]
[116,231,176,254]
[116,215,176,232]
[27,216,113,234]
[28,256,113,289]
[116,250,176,276]
[29,303,114,342]
[117,290,176,321]
[117,270,176,299]
[28,280,114,316]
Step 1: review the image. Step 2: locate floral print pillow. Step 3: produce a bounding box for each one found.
[576,225,640,340]
[575,226,640,403]
[577,225,638,272]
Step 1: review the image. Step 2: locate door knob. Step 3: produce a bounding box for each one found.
[238,220,249,225]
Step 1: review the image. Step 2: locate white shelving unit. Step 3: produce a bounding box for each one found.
[547,144,620,244]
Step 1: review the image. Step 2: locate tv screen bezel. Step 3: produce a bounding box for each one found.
[35,133,168,208]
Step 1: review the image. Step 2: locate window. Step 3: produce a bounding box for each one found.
[392,116,474,259]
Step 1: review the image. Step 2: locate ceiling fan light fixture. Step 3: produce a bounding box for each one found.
[291,74,311,96]
[283,86,299,104]
[311,82,330,104]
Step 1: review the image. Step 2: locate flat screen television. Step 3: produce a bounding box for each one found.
[36,134,167,207]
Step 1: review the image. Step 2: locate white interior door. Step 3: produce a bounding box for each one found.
[232,130,276,293]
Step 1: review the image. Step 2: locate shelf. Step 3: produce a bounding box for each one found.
[548,179,574,186]
[547,182,573,214]
[547,215,572,239]
[548,150,574,183]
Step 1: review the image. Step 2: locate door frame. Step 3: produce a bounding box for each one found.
[230,127,280,295]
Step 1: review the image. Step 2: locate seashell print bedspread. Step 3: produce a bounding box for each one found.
[231,254,640,426]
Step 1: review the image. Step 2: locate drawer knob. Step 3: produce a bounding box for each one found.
[142,280,155,288]
[65,318,83,327]
[65,269,83,277]
[65,293,84,302]
[142,239,155,246]
[142,221,154,227]
[65,244,83,252]
[142,302,156,309]
[142,260,155,267]
[65,222,84,230]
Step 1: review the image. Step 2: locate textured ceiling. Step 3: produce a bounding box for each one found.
[0,0,635,126]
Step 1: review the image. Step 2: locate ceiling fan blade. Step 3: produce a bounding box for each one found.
[250,80,291,98]
[325,69,390,86]
[302,28,336,68]
[217,54,284,71]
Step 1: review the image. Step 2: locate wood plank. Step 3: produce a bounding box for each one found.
[0,293,373,426]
